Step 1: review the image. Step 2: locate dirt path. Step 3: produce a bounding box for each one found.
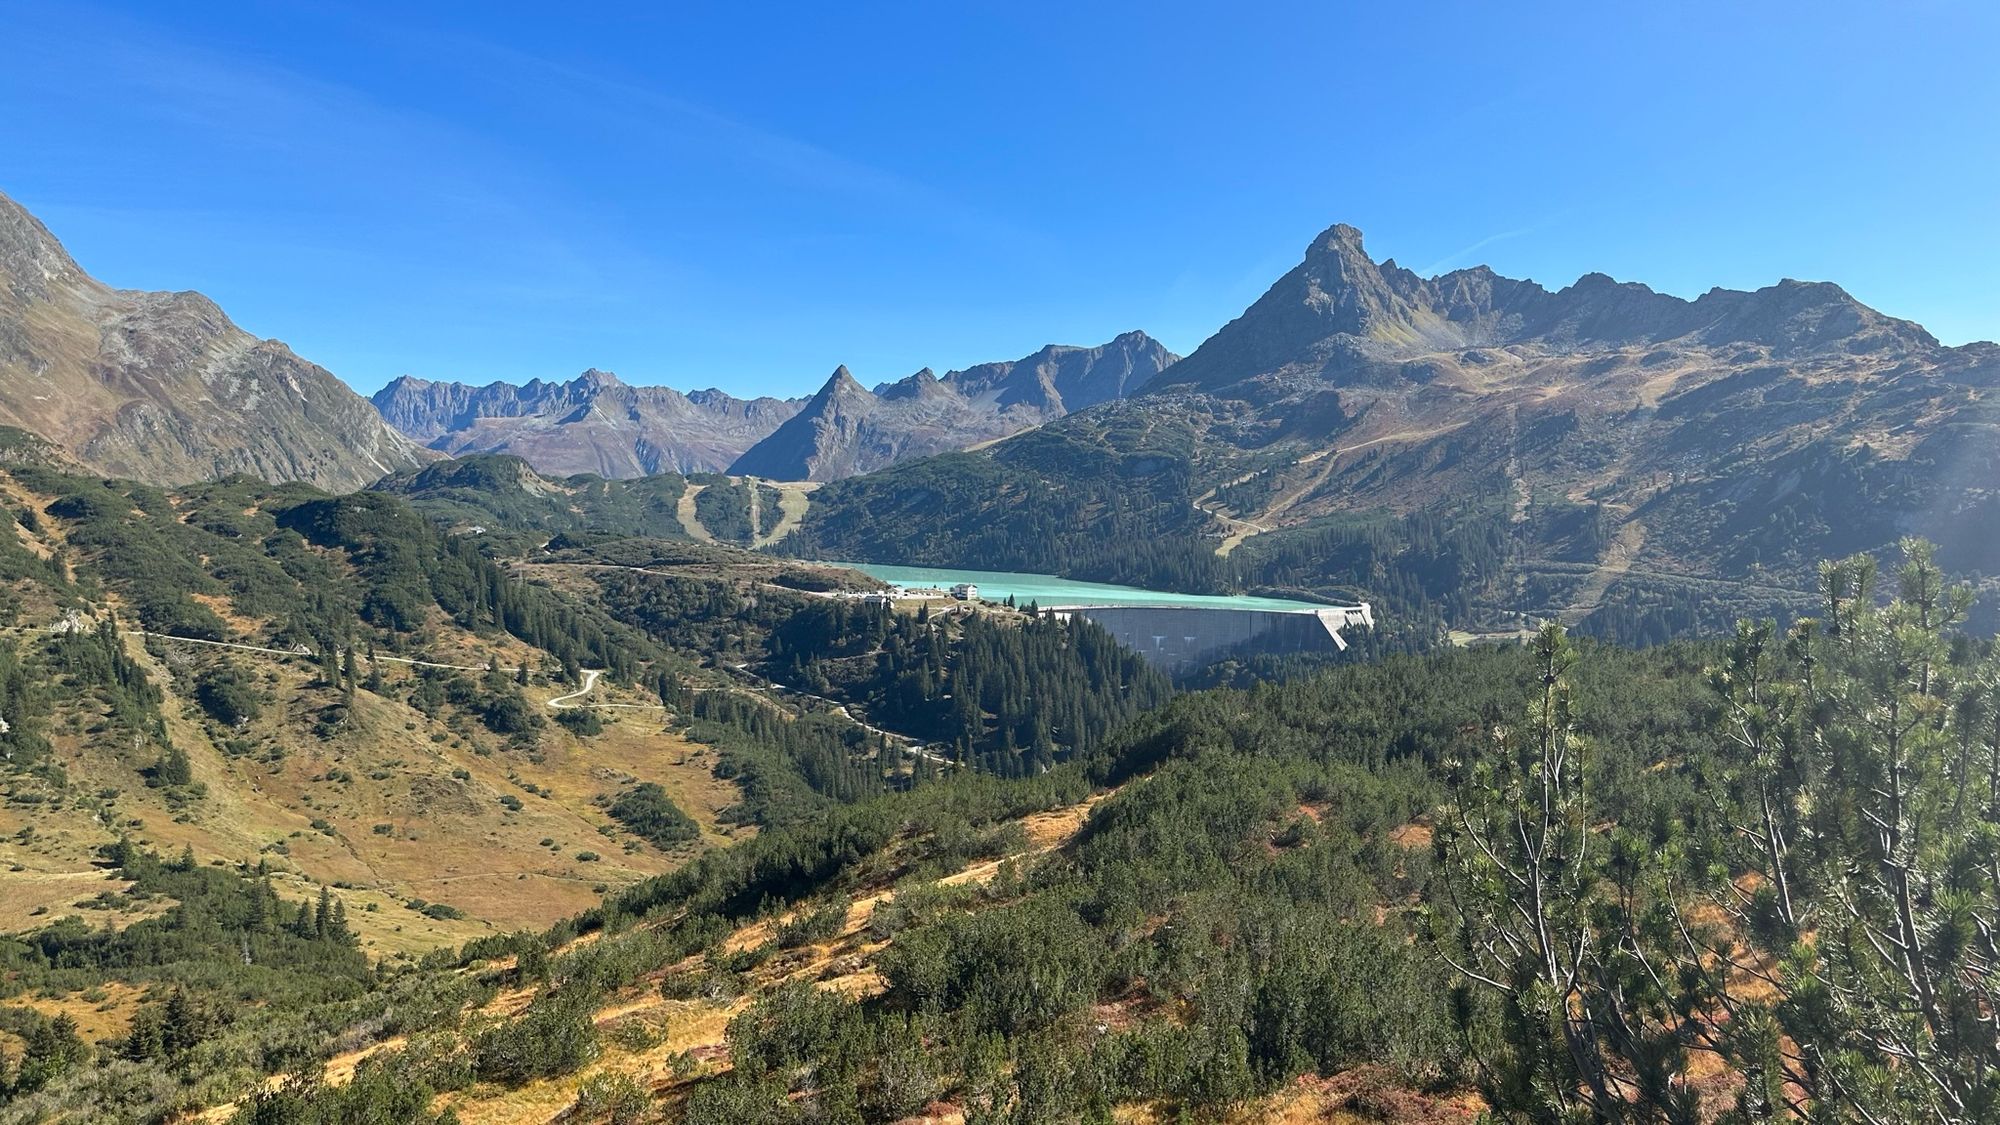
[125,630,327,660]
[675,483,714,543]
[546,668,668,712]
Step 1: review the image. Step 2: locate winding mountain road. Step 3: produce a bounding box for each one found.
[546,668,602,709]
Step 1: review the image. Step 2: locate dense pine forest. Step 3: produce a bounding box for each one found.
[7,515,1993,1121]
[765,599,1170,775]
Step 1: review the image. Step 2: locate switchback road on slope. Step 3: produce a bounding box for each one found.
[545,667,602,709]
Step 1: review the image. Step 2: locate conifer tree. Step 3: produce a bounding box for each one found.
[153,745,193,787]
[1679,540,2000,1120]
[291,898,319,941]
[1435,623,1701,1120]
[161,989,211,1056]
[123,1005,165,1061]
[313,885,336,939]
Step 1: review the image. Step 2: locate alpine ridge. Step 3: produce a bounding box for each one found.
[374,332,1177,483]
[789,222,2000,642]
[370,368,801,477]
[1155,222,1937,396]
[729,331,1178,481]
[0,189,427,491]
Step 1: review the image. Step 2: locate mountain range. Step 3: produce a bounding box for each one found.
[729,331,1176,481]
[790,222,2000,641]
[370,369,801,478]
[0,190,426,491]
[0,190,1172,492]
[372,331,1175,483]
[5,182,1999,644]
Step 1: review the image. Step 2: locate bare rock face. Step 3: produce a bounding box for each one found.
[372,369,801,477]
[728,332,1178,482]
[0,190,428,491]
[729,366,888,482]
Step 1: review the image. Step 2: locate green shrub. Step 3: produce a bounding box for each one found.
[606,782,699,849]
[775,896,850,949]
[194,664,263,727]
[472,993,599,1084]
[554,707,604,736]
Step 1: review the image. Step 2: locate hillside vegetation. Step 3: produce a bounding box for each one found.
[0,461,770,958]
[5,538,1989,1122]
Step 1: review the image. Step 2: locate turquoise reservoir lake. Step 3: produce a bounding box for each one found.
[833,562,1329,612]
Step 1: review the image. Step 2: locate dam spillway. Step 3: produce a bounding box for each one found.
[1050,603,1374,674]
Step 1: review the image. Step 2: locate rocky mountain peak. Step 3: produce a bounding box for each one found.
[1311,222,1369,256]
[1157,218,1950,396]
[729,333,1179,482]
[816,365,872,404]
[370,367,802,477]
[877,367,949,401]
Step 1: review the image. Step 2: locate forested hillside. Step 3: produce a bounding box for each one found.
[763,598,1170,775]
[0,450,1196,1122]
[373,455,695,549]
[0,456,773,956]
[9,535,1986,1122]
[376,454,811,554]
[781,415,1234,596]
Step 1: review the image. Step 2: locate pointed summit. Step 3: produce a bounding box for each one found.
[877,367,950,401]
[1308,222,1369,257]
[1154,220,1451,390]
[820,365,866,396]
[728,333,1178,481]
[730,366,883,482]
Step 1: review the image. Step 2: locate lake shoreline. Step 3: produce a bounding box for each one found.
[822,561,1333,613]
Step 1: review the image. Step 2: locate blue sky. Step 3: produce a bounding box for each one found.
[4,1,1996,397]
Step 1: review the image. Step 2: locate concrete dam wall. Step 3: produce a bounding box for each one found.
[1054,603,1373,674]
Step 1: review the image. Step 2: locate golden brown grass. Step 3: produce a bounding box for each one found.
[0,629,746,960]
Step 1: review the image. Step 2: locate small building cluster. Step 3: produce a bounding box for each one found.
[840,582,982,606]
